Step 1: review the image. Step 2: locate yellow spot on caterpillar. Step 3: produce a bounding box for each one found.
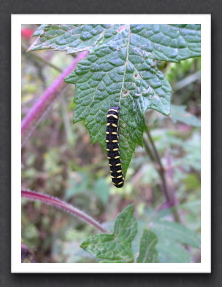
[106,140,109,142]
[112,124,117,127]
[107,157,111,159]
[111,176,115,178]
[112,132,117,135]
[117,175,122,178]
[107,114,118,119]
[106,132,109,134]
[112,182,116,185]
[117,181,123,185]
[113,148,118,151]
[109,109,118,112]
[116,163,121,166]
[117,170,122,173]
[106,149,110,151]
[112,140,118,143]
[114,156,120,159]
[109,164,112,166]
[106,123,110,126]
[110,170,113,173]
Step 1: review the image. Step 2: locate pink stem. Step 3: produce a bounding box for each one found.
[21,51,89,144]
[21,189,107,233]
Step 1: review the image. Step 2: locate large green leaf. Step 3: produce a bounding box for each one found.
[133,219,195,263]
[157,239,191,263]
[80,204,137,262]
[150,220,200,248]
[29,24,201,177]
[29,24,201,62]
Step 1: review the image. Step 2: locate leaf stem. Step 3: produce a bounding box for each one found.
[21,189,107,233]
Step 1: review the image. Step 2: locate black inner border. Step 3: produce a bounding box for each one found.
[0,0,221,286]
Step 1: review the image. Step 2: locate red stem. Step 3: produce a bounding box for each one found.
[21,189,107,233]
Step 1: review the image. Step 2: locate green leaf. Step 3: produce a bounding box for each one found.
[80,204,137,262]
[150,220,200,248]
[136,229,158,263]
[30,24,115,53]
[29,24,201,177]
[30,24,201,62]
[157,239,191,263]
[171,105,201,127]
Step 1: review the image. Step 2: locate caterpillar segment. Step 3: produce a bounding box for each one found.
[106,106,124,188]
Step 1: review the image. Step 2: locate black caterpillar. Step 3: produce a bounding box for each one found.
[106,107,124,188]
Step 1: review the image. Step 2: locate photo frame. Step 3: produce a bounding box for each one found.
[0,0,220,286]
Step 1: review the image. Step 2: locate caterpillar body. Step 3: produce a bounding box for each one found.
[106,107,124,188]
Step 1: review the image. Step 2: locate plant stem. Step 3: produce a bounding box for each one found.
[143,137,156,163]
[21,189,107,233]
[21,51,89,146]
[22,44,63,72]
[144,130,181,223]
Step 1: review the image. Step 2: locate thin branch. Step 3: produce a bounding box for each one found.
[146,131,163,172]
[143,135,170,202]
[143,137,156,162]
[22,44,63,73]
[144,130,181,223]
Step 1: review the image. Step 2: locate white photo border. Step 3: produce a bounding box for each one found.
[12,14,211,273]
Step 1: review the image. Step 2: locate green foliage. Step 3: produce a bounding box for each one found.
[80,205,161,263]
[80,203,200,263]
[130,204,200,263]
[157,239,191,263]
[29,24,201,177]
[171,105,201,126]
[30,24,201,62]
[150,220,200,248]
[80,205,137,262]
[136,229,158,263]
[166,58,200,84]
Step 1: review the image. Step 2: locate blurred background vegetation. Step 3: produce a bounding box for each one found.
[21,25,201,263]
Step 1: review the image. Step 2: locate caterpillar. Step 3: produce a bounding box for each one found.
[106,106,124,188]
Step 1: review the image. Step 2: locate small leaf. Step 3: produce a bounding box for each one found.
[80,204,137,262]
[171,105,201,127]
[136,229,158,263]
[150,220,200,248]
